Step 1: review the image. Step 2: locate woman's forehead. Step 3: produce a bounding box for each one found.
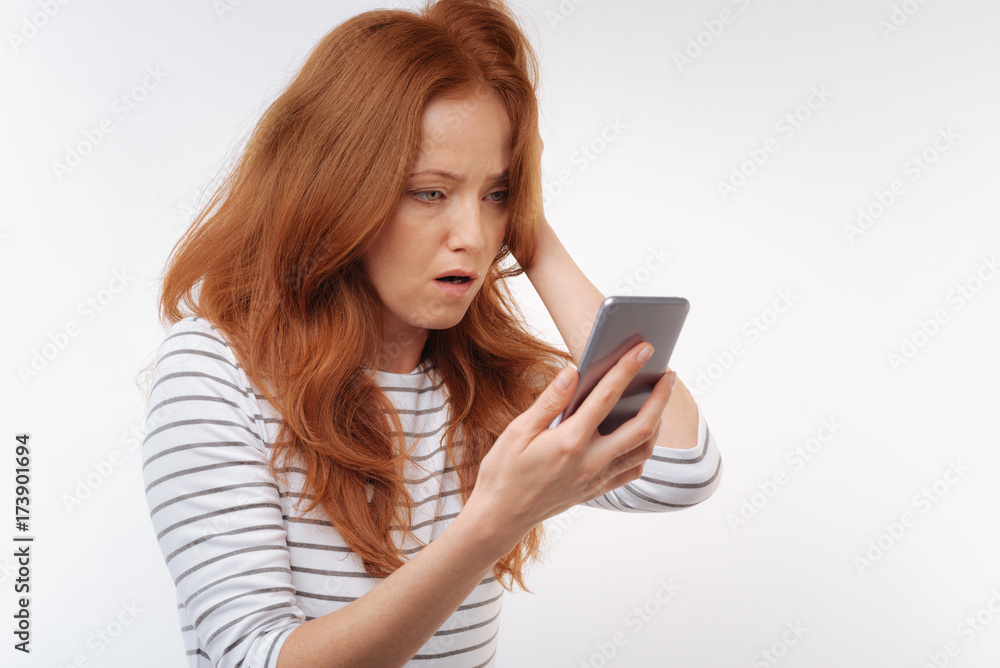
[420,90,510,138]
[413,93,512,175]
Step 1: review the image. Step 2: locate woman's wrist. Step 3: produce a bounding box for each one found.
[454,492,528,566]
[521,212,555,280]
[520,216,605,360]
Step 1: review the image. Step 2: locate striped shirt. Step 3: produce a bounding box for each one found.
[141,316,721,668]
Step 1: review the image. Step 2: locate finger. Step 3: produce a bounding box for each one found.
[591,460,646,502]
[608,393,665,470]
[567,341,654,436]
[611,415,662,473]
[514,364,578,435]
[588,369,674,466]
[607,437,655,480]
[623,369,675,436]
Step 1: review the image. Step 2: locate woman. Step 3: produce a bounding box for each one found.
[140,1,722,666]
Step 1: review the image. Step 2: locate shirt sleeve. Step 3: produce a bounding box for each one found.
[585,402,722,512]
[141,317,304,668]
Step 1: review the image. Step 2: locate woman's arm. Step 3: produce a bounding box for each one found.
[280,342,675,666]
[283,342,673,666]
[144,318,672,668]
[277,502,503,667]
[520,215,701,450]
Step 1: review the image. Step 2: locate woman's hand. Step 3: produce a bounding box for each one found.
[463,341,676,557]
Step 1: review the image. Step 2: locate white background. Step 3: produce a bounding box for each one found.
[2,0,999,666]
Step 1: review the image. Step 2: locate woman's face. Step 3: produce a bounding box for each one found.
[363,88,512,353]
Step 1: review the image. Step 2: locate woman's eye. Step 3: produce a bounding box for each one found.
[488,190,510,203]
[415,190,443,202]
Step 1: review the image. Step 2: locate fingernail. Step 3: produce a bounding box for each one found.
[668,372,677,389]
[556,365,574,390]
[637,344,653,364]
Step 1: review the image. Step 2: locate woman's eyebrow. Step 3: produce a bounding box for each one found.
[409,170,509,182]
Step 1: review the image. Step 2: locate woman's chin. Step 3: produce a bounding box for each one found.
[424,309,470,331]
[394,301,469,332]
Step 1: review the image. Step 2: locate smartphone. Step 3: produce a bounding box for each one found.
[551,296,689,436]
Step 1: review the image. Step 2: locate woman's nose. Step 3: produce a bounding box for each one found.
[446,198,487,253]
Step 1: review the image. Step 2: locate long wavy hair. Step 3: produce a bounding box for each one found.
[153,0,571,590]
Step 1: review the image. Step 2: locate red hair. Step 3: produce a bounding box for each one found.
[154,0,569,590]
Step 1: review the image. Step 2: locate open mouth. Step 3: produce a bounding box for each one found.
[435,276,472,284]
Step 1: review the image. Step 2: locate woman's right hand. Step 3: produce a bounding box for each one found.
[464,341,676,558]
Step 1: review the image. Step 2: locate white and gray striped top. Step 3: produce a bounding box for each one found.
[141,316,721,668]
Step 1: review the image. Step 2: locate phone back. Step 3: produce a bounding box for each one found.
[563,296,689,435]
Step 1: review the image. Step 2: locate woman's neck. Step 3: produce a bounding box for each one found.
[376,327,430,374]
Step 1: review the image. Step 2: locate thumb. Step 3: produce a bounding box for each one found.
[522,364,577,433]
